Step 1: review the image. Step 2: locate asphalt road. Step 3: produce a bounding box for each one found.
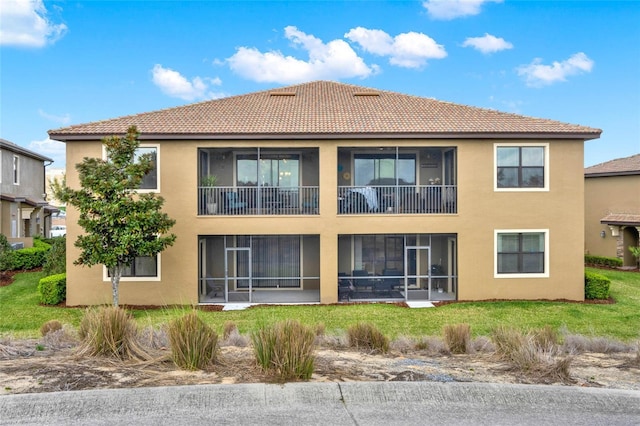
[2,382,639,425]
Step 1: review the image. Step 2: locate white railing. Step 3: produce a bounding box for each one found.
[338,185,457,214]
[198,186,319,216]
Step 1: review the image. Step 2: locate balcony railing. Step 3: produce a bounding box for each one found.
[199,186,319,216]
[338,185,457,214]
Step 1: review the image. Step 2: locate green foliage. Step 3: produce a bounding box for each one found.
[585,271,611,299]
[443,323,471,354]
[77,306,151,361]
[42,237,66,275]
[37,273,66,305]
[0,234,14,274]
[347,322,389,353]
[251,320,316,380]
[629,246,640,266]
[200,175,218,186]
[52,125,176,307]
[12,246,49,270]
[168,311,219,370]
[584,254,623,268]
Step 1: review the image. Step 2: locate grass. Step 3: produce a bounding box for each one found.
[1,268,639,341]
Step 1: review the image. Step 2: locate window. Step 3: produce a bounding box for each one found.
[237,236,301,288]
[135,146,158,191]
[236,153,299,188]
[354,153,416,185]
[495,145,547,190]
[104,255,159,281]
[102,145,159,191]
[13,155,19,185]
[495,230,548,277]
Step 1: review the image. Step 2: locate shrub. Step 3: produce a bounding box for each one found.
[532,325,560,350]
[0,234,15,276]
[37,273,66,305]
[252,320,316,380]
[346,322,389,353]
[585,271,610,299]
[168,311,218,370]
[12,246,49,270]
[40,320,63,336]
[584,254,622,268]
[443,323,471,354]
[77,306,150,361]
[43,237,66,275]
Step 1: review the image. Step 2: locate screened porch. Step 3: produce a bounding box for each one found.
[337,234,458,302]
[198,235,320,303]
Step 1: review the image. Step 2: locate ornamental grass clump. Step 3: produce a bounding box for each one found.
[77,306,151,361]
[346,322,389,354]
[443,323,471,354]
[491,325,572,382]
[168,311,218,371]
[251,320,316,381]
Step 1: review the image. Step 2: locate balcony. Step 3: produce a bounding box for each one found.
[199,186,319,216]
[338,184,457,214]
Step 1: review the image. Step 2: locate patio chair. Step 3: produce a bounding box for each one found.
[351,269,372,291]
[338,273,353,301]
[225,192,247,213]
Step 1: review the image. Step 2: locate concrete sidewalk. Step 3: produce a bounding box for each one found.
[2,382,639,425]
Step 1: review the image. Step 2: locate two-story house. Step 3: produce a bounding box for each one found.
[49,81,601,306]
[0,138,57,247]
[585,154,640,267]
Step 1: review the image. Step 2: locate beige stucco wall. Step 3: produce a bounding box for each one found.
[63,137,587,306]
[584,174,640,260]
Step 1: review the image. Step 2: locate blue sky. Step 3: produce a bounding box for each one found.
[1,0,638,168]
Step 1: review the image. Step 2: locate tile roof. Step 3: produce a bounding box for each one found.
[585,153,640,177]
[600,213,640,226]
[49,81,601,141]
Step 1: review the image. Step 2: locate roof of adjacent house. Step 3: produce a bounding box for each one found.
[585,153,640,177]
[600,213,640,226]
[49,80,602,141]
[0,138,54,162]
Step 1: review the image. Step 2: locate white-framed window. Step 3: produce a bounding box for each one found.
[494,230,549,278]
[13,155,19,185]
[102,144,160,192]
[494,143,548,191]
[103,254,161,282]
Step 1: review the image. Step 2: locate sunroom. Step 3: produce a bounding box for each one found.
[337,234,458,302]
[198,148,319,216]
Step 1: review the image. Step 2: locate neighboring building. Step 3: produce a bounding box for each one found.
[585,154,640,267]
[0,138,58,246]
[49,81,601,306]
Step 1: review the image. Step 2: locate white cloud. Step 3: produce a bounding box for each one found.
[227,26,376,84]
[151,65,223,101]
[0,0,67,47]
[345,27,447,69]
[517,52,594,87]
[38,109,71,125]
[462,33,513,54]
[29,137,65,166]
[423,0,502,20]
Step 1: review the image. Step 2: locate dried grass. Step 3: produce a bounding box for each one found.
[40,320,63,337]
[220,328,249,348]
[251,320,316,381]
[76,306,152,361]
[223,321,238,340]
[561,334,630,354]
[346,322,389,354]
[168,311,218,370]
[443,323,471,354]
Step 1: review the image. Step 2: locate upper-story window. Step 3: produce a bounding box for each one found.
[103,145,159,191]
[495,144,548,191]
[13,155,19,185]
[354,153,416,185]
[136,146,159,191]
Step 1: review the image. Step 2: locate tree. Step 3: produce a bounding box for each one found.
[53,126,176,307]
[0,234,14,280]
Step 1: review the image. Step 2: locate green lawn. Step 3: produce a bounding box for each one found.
[1,268,639,341]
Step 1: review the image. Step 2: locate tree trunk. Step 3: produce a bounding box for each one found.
[109,265,123,307]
